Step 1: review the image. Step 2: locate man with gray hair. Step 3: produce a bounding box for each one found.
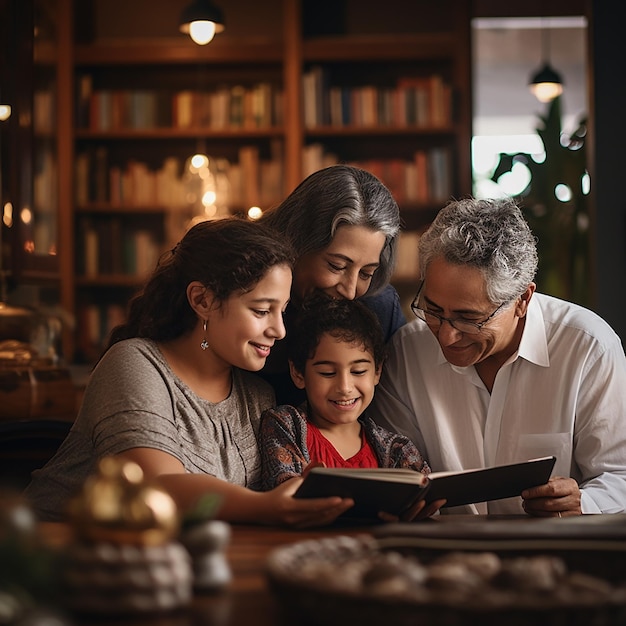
[370,197,626,516]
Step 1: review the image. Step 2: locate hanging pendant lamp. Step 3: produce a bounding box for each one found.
[528,21,564,103]
[179,0,225,45]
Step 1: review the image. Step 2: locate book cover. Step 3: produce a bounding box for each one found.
[295,456,556,521]
[425,456,556,508]
[295,467,429,521]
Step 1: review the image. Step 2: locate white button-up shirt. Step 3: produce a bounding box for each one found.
[370,293,626,514]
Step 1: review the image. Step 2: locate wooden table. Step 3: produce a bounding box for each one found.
[189,524,369,626]
[40,515,622,626]
[39,522,371,626]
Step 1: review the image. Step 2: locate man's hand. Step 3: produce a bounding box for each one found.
[521,476,581,517]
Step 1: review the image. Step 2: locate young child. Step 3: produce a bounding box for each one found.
[24,218,353,526]
[260,294,431,502]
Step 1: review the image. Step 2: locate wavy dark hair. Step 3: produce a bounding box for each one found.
[260,164,400,296]
[288,293,386,374]
[106,217,295,350]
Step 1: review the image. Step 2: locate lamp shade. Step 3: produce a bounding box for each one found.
[529,63,564,103]
[179,0,225,45]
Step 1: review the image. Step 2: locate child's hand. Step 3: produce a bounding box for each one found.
[377,498,447,523]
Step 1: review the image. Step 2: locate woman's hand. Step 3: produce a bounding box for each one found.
[260,476,354,528]
[521,476,582,517]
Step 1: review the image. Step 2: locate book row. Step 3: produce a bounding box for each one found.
[76,76,284,131]
[74,142,450,212]
[74,71,451,132]
[302,67,453,129]
[76,301,127,363]
[393,230,421,281]
[74,143,285,211]
[303,143,453,204]
[75,217,162,278]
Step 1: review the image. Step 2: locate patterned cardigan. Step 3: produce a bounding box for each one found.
[259,402,430,491]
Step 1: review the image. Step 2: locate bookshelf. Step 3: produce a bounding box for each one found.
[58,0,472,362]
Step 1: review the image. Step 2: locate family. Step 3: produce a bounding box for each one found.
[24,164,626,525]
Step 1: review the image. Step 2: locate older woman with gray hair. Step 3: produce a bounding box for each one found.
[368,196,626,517]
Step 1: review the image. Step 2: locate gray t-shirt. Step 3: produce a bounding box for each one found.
[24,338,275,521]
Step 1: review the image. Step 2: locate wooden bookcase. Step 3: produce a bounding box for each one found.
[58,0,472,362]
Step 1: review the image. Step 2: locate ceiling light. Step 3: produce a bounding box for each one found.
[529,63,564,103]
[528,22,564,103]
[179,0,225,45]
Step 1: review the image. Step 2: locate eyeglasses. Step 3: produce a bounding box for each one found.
[410,281,508,335]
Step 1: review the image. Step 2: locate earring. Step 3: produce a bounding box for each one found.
[200,319,209,351]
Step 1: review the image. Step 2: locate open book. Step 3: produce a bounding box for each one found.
[294,456,556,521]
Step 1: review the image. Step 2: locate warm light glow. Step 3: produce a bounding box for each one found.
[190,153,209,170]
[2,202,13,228]
[0,104,10,121]
[202,190,216,206]
[530,81,563,103]
[20,206,33,225]
[189,20,217,45]
[247,206,263,220]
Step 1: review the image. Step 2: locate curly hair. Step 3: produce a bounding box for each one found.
[260,164,400,296]
[106,217,295,349]
[288,293,386,375]
[418,197,538,304]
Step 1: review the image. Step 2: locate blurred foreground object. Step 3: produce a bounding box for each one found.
[0,491,70,626]
[63,457,192,614]
[180,502,231,592]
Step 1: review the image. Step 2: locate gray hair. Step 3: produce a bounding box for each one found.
[418,197,538,304]
[260,164,400,295]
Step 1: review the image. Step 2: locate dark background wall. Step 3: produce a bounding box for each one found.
[589,0,626,343]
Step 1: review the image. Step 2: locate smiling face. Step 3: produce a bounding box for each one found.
[290,332,381,429]
[206,264,292,371]
[421,257,531,368]
[292,225,386,302]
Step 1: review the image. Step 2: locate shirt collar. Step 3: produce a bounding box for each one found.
[516,294,550,367]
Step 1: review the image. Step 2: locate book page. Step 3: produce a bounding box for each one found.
[310,467,427,485]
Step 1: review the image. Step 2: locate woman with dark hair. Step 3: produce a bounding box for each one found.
[24,218,353,527]
[259,164,406,404]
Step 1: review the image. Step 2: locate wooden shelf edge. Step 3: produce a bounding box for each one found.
[305,125,456,137]
[75,275,147,287]
[75,204,178,214]
[303,33,458,62]
[74,127,285,140]
[75,39,283,65]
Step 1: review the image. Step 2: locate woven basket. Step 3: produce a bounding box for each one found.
[266,533,626,626]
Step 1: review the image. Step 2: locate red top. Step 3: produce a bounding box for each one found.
[306,422,379,468]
